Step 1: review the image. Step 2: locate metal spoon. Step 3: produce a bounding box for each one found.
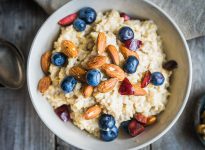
[0,39,25,89]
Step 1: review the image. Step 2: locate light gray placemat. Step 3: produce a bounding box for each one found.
[34,0,205,40]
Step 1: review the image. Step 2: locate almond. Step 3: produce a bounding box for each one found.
[82,85,94,98]
[146,116,157,126]
[120,45,139,59]
[41,51,51,74]
[97,78,118,93]
[101,64,125,81]
[62,40,78,58]
[106,45,120,65]
[83,105,102,120]
[69,66,87,82]
[86,55,107,69]
[97,32,106,54]
[133,84,147,96]
[38,76,51,93]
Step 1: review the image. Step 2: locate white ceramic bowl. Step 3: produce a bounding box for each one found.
[27,0,192,149]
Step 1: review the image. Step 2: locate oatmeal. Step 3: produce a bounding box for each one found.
[38,8,174,141]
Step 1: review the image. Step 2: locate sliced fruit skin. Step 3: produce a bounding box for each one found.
[128,119,145,137]
[58,13,78,26]
[141,70,151,88]
[119,78,135,95]
[134,114,147,124]
[54,105,70,122]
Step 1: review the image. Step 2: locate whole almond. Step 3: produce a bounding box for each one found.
[38,76,51,93]
[83,105,102,120]
[133,84,147,96]
[97,32,106,54]
[86,55,107,69]
[41,51,51,74]
[69,66,87,82]
[146,116,157,126]
[106,45,120,65]
[97,78,118,93]
[62,40,78,58]
[101,64,125,81]
[82,85,94,98]
[120,45,139,59]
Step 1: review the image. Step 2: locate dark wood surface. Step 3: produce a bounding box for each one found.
[0,0,205,149]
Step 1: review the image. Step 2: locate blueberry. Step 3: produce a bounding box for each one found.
[99,114,115,130]
[61,76,77,93]
[120,120,130,134]
[78,7,97,24]
[51,52,67,66]
[86,69,101,86]
[151,72,165,86]
[118,27,134,42]
[100,126,118,142]
[123,56,139,74]
[73,18,86,32]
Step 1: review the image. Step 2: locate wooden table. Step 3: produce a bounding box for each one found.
[0,0,205,149]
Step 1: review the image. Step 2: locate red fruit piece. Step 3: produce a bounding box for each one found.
[141,70,151,88]
[58,13,78,26]
[119,78,135,95]
[120,12,130,21]
[54,104,70,122]
[128,119,145,137]
[134,113,147,124]
[124,39,143,51]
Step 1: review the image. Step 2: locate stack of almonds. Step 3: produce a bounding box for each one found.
[37,7,178,142]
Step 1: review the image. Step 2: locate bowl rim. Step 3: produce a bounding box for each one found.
[27,0,192,149]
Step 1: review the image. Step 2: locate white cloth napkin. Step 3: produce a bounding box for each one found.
[34,0,205,40]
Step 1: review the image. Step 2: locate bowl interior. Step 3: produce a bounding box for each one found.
[27,0,191,149]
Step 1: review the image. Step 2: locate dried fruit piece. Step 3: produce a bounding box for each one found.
[38,76,51,93]
[58,13,78,26]
[120,45,139,59]
[86,55,107,69]
[41,51,51,74]
[82,85,94,98]
[141,70,151,88]
[97,32,107,54]
[120,12,130,21]
[119,78,135,95]
[97,78,118,93]
[62,40,78,58]
[69,66,87,82]
[146,116,157,126]
[124,39,142,51]
[106,45,120,65]
[83,105,102,120]
[102,64,125,81]
[163,60,178,71]
[134,114,147,124]
[128,119,145,137]
[55,105,70,122]
[133,84,147,96]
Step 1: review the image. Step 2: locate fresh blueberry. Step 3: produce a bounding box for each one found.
[99,114,115,130]
[73,18,86,32]
[51,52,67,66]
[78,7,97,24]
[123,56,139,74]
[151,72,165,86]
[120,120,130,134]
[61,76,77,93]
[86,69,101,86]
[100,126,118,142]
[118,27,134,42]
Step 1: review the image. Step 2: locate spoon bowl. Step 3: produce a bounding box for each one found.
[0,39,25,89]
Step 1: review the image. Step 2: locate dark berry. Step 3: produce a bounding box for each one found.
[51,52,67,66]
[54,105,70,122]
[78,7,97,24]
[119,78,135,95]
[99,114,115,130]
[61,76,77,93]
[151,72,165,86]
[73,18,86,32]
[100,126,118,142]
[163,60,178,71]
[123,56,139,74]
[86,69,101,86]
[118,27,134,42]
